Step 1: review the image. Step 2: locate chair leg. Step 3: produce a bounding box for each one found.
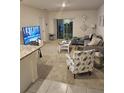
[68,48,69,53]
[89,71,91,76]
[67,66,69,70]
[74,74,76,79]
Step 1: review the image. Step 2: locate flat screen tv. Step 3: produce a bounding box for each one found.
[22,26,41,45]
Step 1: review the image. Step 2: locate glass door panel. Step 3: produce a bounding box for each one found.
[57,19,73,39]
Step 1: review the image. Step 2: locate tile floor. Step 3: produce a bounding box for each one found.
[26,79,103,93]
[38,40,104,89]
[25,40,104,93]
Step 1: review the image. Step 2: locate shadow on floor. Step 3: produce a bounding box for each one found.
[73,72,104,79]
[37,63,53,79]
[66,68,104,80]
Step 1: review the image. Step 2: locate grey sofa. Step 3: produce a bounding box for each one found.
[71,35,90,45]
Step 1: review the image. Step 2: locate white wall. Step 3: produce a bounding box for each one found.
[20,4,101,41]
[96,4,104,39]
[20,4,49,44]
[48,10,97,38]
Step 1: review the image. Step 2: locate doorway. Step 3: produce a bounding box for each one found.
[57,19,73,39]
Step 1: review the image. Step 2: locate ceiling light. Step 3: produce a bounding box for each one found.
[62,2,66,7]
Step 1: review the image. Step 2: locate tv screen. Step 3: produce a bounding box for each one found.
[22,26,41,45]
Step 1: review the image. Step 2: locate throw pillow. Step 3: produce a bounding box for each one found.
[88,37,101,46]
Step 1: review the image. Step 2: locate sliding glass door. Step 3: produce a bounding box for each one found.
[57,19,73,39]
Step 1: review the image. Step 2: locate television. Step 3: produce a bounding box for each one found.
[22,26,41,45]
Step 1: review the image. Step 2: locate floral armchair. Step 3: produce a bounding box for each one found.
[66,49,95,79]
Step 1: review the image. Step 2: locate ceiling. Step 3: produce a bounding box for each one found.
[21,0,104,11]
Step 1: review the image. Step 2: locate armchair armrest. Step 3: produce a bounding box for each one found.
[82,49,95,53]
[66,54,72,60]
[66,54,75,66]
[73,50,82,54]
[66,54,80,65]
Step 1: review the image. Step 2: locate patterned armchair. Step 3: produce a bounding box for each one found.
[66,49,95,79]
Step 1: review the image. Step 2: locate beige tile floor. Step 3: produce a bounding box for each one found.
[25,40,104,93]
[26,79,103,93]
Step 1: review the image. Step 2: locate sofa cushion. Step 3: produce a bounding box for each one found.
[83,35,89,40]
[88,36,101,46]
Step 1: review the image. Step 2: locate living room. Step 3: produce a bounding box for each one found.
[20,0,104,93]
[1,0,124,93]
